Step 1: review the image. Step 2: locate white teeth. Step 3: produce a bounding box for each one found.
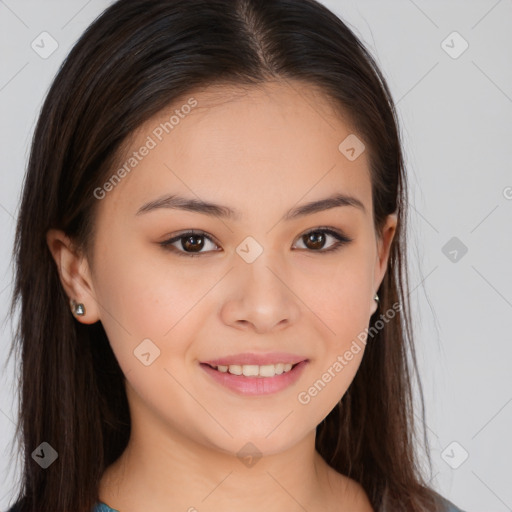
[259,364,276,377]
[228,364,242,375]
[242,365,259,377]
[212,362,297,377]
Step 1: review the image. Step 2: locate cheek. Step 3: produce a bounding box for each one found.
[296,262,371,417]
[294,244,374,408]
[93,237,196,334]
[90,243,196,373]
[299,247,375,339]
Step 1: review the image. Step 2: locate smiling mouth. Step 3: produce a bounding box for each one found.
[202,362,300,378]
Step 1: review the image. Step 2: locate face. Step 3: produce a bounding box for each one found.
[50,81,396,458]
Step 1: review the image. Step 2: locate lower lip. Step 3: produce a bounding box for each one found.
[200,361,308,396]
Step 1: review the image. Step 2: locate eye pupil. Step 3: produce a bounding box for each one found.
[304,232,325,250]
[182,235,204,252]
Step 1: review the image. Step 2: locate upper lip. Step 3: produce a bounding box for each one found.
[201,352,308,366]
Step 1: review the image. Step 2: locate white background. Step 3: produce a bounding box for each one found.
[1,1,511,511]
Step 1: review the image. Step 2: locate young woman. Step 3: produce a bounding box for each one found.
[6,0,465,511]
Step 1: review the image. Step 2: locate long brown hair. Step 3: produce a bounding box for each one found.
[8,0,446,510]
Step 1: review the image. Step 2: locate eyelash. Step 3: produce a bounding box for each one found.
[159,227,353,258]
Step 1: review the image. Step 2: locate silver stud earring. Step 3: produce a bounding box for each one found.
[70,299,86,316]
[374,293,380,305]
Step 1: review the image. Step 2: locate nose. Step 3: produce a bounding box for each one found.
[219,255,301,334]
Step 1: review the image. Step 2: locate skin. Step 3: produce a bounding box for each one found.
[47,80,396,512]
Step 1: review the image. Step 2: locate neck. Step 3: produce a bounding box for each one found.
[100,432,333,512]
[98,383,370,512]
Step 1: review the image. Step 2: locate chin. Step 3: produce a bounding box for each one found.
[199,423,312,460]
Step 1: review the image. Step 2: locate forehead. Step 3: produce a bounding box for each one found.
[98,80,372,219]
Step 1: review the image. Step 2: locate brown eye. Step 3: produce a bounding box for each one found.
[159,230,219,257]
[302,231,327,250]
[181,234,205,252]
[160,227,352,258]
[294,228,352,253]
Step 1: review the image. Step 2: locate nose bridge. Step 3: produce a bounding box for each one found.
[227,241,298,332]
[238,241,284,297]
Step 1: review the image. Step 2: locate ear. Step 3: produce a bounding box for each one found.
[370,213,397,315]
[46,229,100,324]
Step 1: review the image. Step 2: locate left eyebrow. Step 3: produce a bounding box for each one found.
[135,192,366,220]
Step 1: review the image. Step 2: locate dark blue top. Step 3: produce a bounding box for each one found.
[92,496,466,512]
[91,496,466,511]
[6,495,466,511]
[94,503,119,512]
[94,504,119,512]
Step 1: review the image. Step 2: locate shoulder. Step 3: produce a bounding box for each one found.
[5,499,119,512]
[436,493,466,512]
[94,502,120,512]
